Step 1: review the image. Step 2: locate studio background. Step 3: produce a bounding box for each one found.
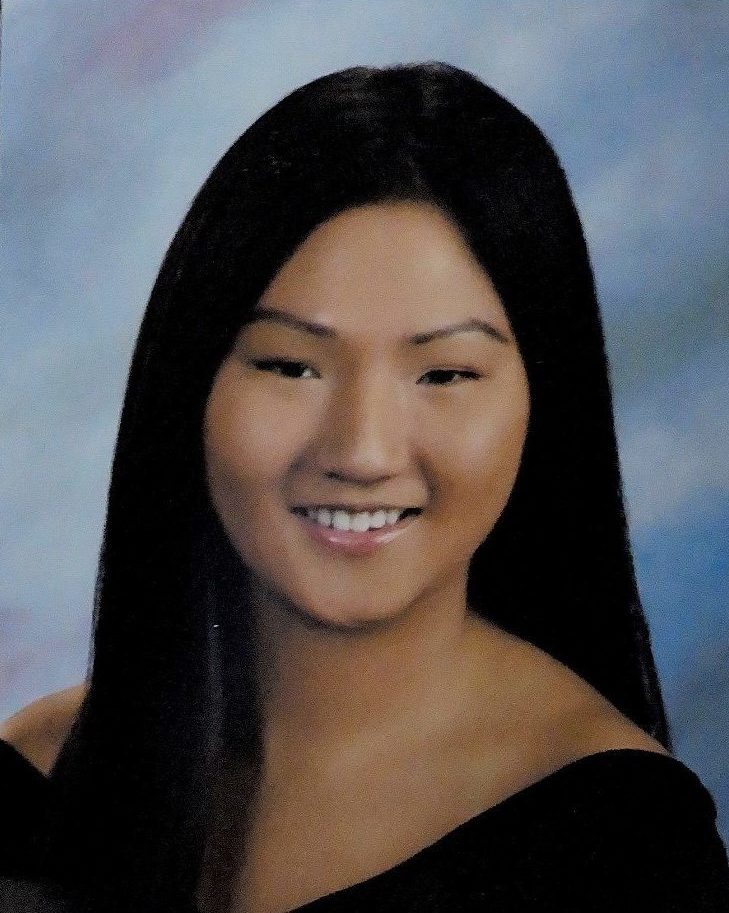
[2,1,727,842]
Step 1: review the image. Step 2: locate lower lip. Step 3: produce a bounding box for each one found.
[290,510,419,555]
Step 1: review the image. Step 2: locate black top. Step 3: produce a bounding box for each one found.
[1,738,729,911]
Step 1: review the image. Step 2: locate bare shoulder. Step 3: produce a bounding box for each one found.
[518,639,672,761]
[574,701,670,758]
[464,618,671,771]
[0,681,89,776]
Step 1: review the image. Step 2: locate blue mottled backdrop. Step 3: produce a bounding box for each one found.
[1,0,727,841]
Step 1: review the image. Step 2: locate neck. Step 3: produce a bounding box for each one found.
[248,573,491,770]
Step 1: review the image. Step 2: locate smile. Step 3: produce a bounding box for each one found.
[291,505,421,531]
[289,506,421,555]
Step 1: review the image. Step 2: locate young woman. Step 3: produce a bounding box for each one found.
[2,62,728,913]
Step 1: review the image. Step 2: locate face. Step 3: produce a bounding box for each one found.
[203,201,530,630]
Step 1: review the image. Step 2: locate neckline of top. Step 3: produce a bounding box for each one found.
[232,748,707,913]
[0,740,708,913]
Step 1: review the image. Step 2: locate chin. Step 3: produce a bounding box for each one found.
[282,593,403,633]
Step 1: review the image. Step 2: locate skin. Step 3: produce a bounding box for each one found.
[199,201,667,912]
[203,200,531,762]
[0,201,668,913]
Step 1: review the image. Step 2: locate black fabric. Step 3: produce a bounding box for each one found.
[0,738,56,879]
[1,738,728,911]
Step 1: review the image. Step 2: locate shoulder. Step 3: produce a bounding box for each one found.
[572,700,670,758]
[461,617,710,816]
[544,747,729,908]
[466,618,671,761]
[517,660,729,904]
[0,682,88,777]
[459,619,681,820]
[488,651,729,904]
[521,750,729,910]
[499,623,672,759]
[0,685,85,881]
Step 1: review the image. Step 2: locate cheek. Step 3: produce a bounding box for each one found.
[434,382,530,520]
[203,364,297,491]
[203,380,282,535]
[468,401,528,479]
[203,369,303,565]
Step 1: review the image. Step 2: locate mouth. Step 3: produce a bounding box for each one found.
[288,505,422,555]
[290,506,422,526]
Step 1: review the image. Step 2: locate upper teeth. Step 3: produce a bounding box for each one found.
[301,507,408,531]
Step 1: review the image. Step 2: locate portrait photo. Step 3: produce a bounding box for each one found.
[2,3,728,911]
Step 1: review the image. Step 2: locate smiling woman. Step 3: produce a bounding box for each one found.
[203,202,530,607]
[1,62,727,913]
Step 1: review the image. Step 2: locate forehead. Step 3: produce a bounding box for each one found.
[251,201,510,342]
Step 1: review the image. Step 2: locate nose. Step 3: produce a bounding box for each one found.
[316,373,410,483]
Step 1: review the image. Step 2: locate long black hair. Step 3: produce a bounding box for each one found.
[40,61,672,913]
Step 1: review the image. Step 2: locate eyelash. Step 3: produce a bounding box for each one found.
[250,359,482,386]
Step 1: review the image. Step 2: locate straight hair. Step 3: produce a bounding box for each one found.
[41,62,671,913]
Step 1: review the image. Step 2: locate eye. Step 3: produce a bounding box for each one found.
[419,369,482,386]
[250,360,482,386]
[251,359,317,379]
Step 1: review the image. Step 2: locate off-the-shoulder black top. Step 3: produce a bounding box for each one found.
[1,738,728,911]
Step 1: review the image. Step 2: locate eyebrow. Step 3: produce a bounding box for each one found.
[240,306,511,347]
